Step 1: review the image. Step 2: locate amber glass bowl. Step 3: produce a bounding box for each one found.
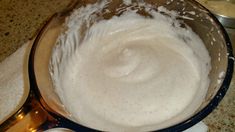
[1,0,234,131]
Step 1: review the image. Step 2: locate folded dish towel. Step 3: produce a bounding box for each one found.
[0,41,208,131]
[0,41,31,123]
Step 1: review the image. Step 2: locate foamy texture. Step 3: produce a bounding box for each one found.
[50,1,211,131]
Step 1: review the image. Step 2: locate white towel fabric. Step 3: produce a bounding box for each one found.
[0,41,208,131]
[184,121,208,132]
[0,41,31,123]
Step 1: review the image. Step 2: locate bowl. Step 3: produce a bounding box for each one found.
[1,0,234,131]
[29,0,235,131]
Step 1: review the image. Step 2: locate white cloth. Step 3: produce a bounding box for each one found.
[0,41,31,123]
[184,121,208,132]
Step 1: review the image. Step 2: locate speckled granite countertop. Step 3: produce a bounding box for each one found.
[0,0,72,62]
[0,0,234,131]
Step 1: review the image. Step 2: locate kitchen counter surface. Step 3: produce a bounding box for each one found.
[0,0,234,131]
[0,0,72,62]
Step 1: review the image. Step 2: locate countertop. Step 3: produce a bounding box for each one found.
[0,0,234,131]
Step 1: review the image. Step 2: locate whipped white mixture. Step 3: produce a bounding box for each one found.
[50,1,211,131]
